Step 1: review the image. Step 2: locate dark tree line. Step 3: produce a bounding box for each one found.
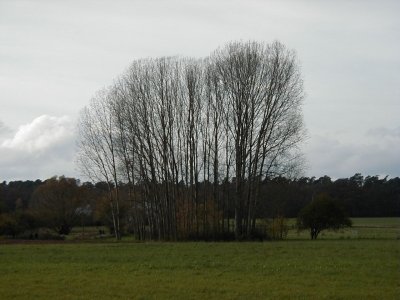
[259,174,400,219]
[0,173,398,239]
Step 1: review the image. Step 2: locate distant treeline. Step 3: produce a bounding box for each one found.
[260,174,400,218]
[0,173,398,239]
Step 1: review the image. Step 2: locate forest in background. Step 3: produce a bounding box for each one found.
[0,173,398,240]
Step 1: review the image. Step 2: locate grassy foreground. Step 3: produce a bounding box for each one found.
[0,239,399,299]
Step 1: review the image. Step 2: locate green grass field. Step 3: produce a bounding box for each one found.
[0,218,399,299]
[286,217,400,240]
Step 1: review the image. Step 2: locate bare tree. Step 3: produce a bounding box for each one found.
[77,40,305,240]
[77,90,122,239]
[211,41,304,238]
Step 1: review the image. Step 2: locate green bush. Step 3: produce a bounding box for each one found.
[297,193,352,239]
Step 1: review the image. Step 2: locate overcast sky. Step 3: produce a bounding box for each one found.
[0,0,399,182]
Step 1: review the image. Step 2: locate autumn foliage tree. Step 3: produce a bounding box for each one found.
[30,176,87,235]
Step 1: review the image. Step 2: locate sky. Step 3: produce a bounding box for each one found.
[0,0,399,181]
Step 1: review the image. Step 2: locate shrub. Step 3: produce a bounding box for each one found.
[297,193,352,239]
[267,216,289,240]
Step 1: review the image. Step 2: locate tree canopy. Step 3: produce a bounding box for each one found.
[30,176,86,235]
[297,193,352,239]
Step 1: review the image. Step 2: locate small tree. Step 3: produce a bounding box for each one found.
[297,193,351,239]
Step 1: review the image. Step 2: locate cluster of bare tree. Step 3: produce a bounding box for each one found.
[77,41,305,240]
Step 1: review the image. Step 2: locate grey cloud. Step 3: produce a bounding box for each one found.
[306,127,400,178]
[0,121,11,136]
[367,127,400,138]
[0,121,13,150]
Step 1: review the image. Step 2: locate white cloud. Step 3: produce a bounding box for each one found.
[1,115,74,152]
[0,115,77,181]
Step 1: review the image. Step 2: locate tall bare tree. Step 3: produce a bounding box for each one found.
[77,40,305,240]
[211,41,304,238]
[77,91,122,239]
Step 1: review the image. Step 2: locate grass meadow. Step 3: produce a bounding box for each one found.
[0,218,399,299]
